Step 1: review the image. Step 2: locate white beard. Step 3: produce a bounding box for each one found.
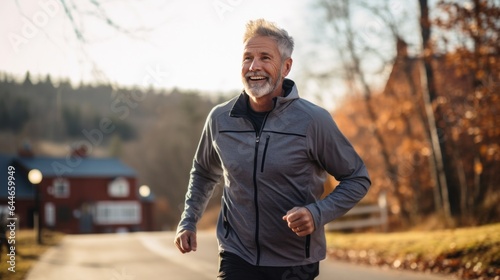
[242,67,283,99]
[243,79,275,98]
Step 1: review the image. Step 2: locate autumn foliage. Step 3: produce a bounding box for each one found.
[327,0,499,228]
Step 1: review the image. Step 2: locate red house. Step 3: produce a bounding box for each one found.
[0,147,154,234]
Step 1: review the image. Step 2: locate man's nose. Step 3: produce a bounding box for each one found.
[249,59,261,72]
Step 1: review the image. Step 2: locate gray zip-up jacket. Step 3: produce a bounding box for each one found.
[177,79,370,267]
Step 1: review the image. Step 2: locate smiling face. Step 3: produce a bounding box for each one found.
[241,36,292,104]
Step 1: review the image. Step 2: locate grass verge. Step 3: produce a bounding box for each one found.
[0,230,64,280]
[326,223,500,280]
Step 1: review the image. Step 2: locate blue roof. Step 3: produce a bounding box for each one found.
[0,154,34,199]
[0,154,136,199]
[14,157,136,178]
[0,155,14,173]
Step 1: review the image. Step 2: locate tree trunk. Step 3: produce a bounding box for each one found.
[418,0,452,225]
[320,0,410,223]
[399,47,444,219]
[342,1,409,222]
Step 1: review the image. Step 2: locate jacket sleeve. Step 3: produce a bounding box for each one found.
[176,108,223,234]
[304,108,371,229]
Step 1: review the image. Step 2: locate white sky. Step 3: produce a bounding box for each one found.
[1,0,425,111]
[1,0,315,94]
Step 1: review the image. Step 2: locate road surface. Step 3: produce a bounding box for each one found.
[25,231,456,280]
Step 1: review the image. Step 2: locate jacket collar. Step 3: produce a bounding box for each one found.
[230,79,299,117]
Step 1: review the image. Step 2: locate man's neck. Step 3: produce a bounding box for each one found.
[248,96,273,112]
[248,87,284,112]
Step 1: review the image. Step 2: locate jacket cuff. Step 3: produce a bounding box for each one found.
[305,203,321,231]
[176,219,197,235]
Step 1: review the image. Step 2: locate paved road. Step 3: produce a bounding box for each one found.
[26,231,456,280]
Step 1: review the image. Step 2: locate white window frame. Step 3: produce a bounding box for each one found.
[52,178,70,198]
[45,202,55,226]
[94,201,141,225]
[108,177,130,198]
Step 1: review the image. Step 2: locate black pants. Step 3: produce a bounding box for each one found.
[218,251,319,280]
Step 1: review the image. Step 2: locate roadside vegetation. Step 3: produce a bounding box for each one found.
[326,223,500,280]
[0,230,64,280]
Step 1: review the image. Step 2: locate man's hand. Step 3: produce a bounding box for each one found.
[174,230,197,254]
[282,207,315,237]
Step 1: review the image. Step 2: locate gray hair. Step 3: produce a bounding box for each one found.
[243,19,294,60]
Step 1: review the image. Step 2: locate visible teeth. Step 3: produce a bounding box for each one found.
[249,76,266,80]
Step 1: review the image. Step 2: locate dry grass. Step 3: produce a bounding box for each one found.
[326,223,500,279]
[0,230,64,280]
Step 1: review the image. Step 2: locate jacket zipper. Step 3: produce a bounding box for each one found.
[253,112,270,266]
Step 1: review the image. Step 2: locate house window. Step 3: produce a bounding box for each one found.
[108,177,130,198]
[45,202,55,226]
[94,201,141,225]
[53,178,70,198]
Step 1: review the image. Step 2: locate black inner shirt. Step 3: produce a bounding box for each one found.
[245,80,293,131]
[247,102,269,132]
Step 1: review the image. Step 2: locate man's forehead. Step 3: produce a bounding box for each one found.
[243,36,279,53]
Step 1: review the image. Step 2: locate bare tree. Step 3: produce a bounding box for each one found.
[314,0,414,222]
[418,0,453,225]
[13,0,160,84]
[313,0,499,227]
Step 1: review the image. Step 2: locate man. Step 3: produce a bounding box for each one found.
[174,19,370,280]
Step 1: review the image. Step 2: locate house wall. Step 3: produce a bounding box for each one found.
[0,199,34,228]
[38,176,145,234]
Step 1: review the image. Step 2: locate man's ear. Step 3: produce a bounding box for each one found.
[282,58,293,77]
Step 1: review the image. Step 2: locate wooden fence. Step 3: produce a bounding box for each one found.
[326,192,389,232]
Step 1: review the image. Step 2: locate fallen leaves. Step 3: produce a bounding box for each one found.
[326,224,500,280]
